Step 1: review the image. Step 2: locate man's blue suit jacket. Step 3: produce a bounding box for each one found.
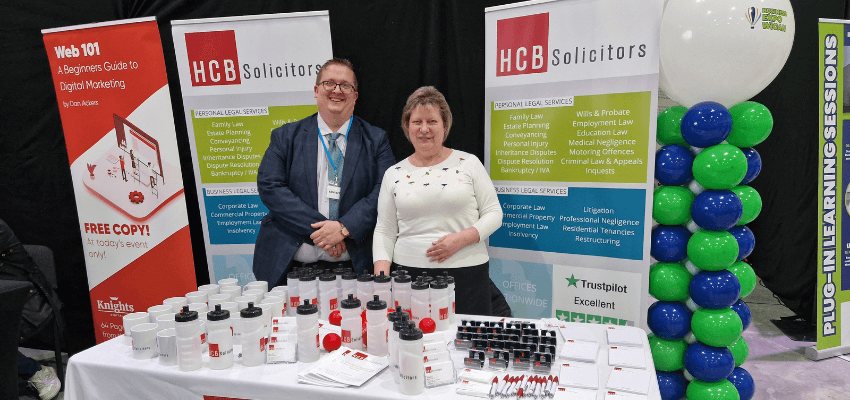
[253,114,395,285]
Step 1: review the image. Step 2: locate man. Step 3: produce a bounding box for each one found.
[253,59,395,286]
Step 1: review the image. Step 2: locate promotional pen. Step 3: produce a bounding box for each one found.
[489,376,498,399]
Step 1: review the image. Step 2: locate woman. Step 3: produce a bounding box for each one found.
[373,86,503,316]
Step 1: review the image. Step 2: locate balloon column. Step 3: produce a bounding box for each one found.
[650,101,767,400]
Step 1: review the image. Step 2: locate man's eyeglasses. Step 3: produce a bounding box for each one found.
[320,81,356,93]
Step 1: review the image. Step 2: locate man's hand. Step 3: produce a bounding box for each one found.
[328,241,346,259]
[310,220,345,251]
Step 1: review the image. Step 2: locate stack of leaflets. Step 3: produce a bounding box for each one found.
[607,346,647,369]
[606,367,650,396]
[605,326,644,347]
[297,347,388,388]
[559,339,599,363]
[557,362,598,390]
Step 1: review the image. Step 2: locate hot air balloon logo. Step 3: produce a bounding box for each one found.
[746,7,761,29]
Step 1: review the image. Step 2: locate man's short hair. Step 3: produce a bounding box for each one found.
[316,58,358,91]
[401,86,453,142]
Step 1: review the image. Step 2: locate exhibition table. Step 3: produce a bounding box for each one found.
[65,316,661,399]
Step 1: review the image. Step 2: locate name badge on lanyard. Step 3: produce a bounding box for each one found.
[327,183,341,199]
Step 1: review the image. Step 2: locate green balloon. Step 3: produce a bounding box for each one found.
[687,230,739,271]
[687,380,741,400]
[692,144,747,190]
[657,106,689,146]
[653,186,695,225]
[727,261,757,298]
[732,185,762,225]
[728,336,750,367]
[728,101,773,148]
[648,333,687,371]
[649,262,693,301]
[691,308,743,347]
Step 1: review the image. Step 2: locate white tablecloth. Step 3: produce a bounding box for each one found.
[65,317,661,399]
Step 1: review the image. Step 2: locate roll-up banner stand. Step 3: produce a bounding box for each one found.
[484,0,662,328]
[812,18,850,361]
[171,12,333,285]
[42,17,196,343]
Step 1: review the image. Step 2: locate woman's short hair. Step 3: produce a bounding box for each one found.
[401,86,453,142]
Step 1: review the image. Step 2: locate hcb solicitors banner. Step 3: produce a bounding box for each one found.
[171,12,333,285]
[485,0,661,327]
[42,17,196,343]
[816,19,850,357]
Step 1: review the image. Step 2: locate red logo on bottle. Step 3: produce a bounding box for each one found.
[200,333,206,344]
[496,13,549,76]
[330,298,338,311]
[342,329,352,343]
[290,296,300,309]
[439,307,448,320]
[184,31,241,86]
[210,343,220,358]
[260,336,266,352]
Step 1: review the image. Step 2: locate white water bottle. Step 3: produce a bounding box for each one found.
[429,279,449,331]
[388,312,409,383]
[318,273,338,320]
[373,272,392,308]
[365,295,388,356]
[240,302,266,367]
[441,272,456,324]
[333,267,347,301]
[397,326,425,395]
[206,304,234,370]
[287,269,300,316]
[296,299,320,363]
[356,274,374,311]
[341,271,357,303]
[174,306,202,372]
[410,277,430,325]
[299,273,318,307]
[340,294,363,350]
[393,274,412,314]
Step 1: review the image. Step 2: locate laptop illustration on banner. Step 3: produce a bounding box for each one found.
[82,114,183,220]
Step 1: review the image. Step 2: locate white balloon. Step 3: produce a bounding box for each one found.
[660,0,795,107]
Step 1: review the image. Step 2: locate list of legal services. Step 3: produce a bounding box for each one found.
[490,92,650,183]
[192,105,317,184]
[489,188,645,260]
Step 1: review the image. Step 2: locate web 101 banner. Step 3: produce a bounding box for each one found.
[171,12,333,285]
[42,17,196,343]
[484,0,662,328]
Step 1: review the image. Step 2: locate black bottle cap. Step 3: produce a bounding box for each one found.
[340,293,361,309]
[442,271,455,284]
[366,295,387,310]
[400,327,424,341]
[420,273,433,283]
[411,276,430,290]
[333,267,347,275]
[342,272,358,280]
[175,305,198,322]
[430,279,448,289]
[240,302,263,318]
[357,274,374,282]
[390,270,400,277]
[299,273,317,281]
[297,299,318,315]
[374,271,391,283]
[207,304,230,321]
[397,269,408,276]
[388,310,406,323]
[394,274,412,284]
[393,319,408,332]
[287,268,300,280]
[319,273,336,282]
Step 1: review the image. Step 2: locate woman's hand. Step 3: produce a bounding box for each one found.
[426,228,479,263]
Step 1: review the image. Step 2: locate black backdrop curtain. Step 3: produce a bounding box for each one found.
[0,0,843,352]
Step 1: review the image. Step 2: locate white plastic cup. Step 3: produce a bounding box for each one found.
[208,293,232,308]
[156,313,176,332]
[198,284,220,297]
[185,291,208,305]
[218,278,239,287]
[130,323,159,359]
[244,281,268,294]
[163,297,187,313]
[236,295,259,312]
[269,285,288,296]
[147,304,172,322]
[242,289,264,302]
[187,302,209,319]
[123,312,150,345]
[157,328,177,366]
[261,297,286,319]
[220,286,242,299]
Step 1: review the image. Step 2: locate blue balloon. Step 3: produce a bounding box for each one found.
[728,226,755,261]
[656,144,695,186]
[684,341,735,382]
[681,102,733,148]
[689,270,741,309]
[690,190,743,231]
[731,299,752,331]
[648,301,693,339]
[740,147,762,185]
[651,225,691,262]
[727,367,755,400]
[656,370,688,400]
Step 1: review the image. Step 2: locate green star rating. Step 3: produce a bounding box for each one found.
[557,309,631,326]
[556,310,570,321]
[566,274,580,287]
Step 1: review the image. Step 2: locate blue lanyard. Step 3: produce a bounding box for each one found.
[319,116,353,172]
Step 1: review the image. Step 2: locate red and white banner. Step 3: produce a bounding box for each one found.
[43,17,196,343]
